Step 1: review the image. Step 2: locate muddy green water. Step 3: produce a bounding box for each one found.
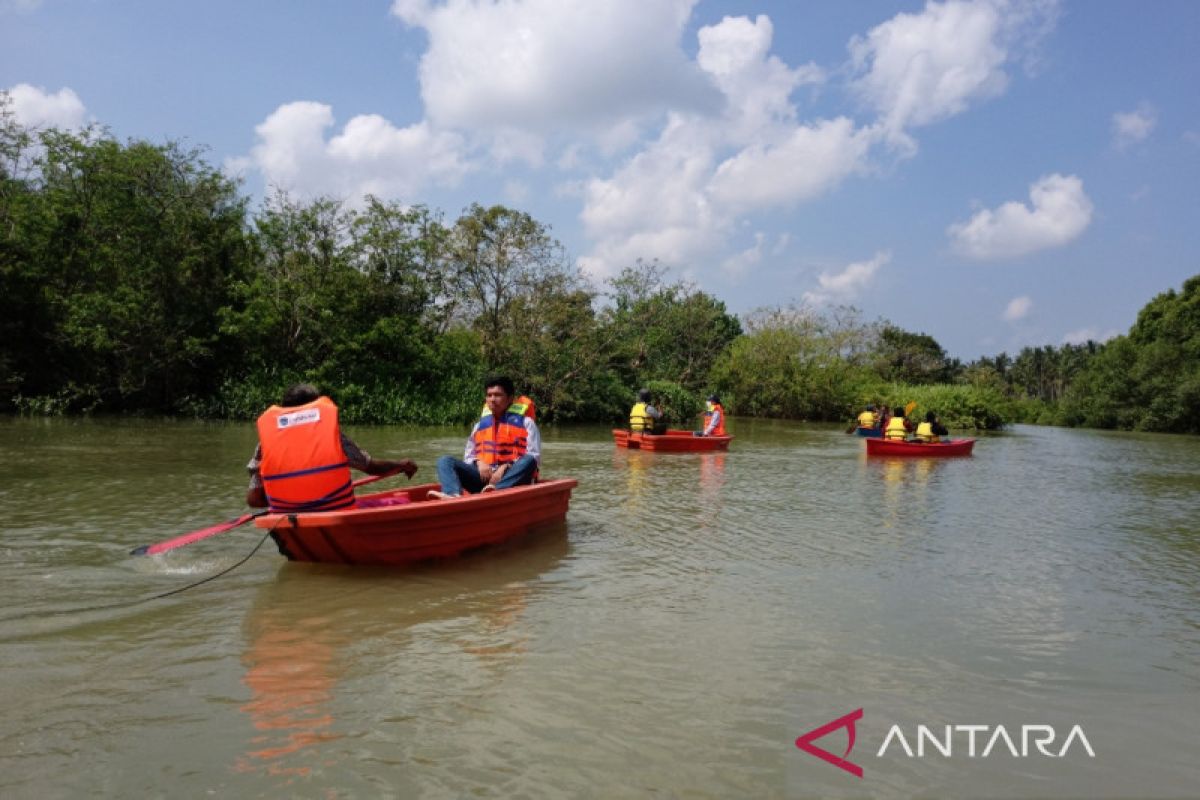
[1,418,1197,798]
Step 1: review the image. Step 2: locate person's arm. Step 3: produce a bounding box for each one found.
[246,444,268,507]
[646,404,662,420]
[364,457,417,478]
[343,434,417,478]
[464,428,493,482]
[703,409,721,436]
[524,418,541,467]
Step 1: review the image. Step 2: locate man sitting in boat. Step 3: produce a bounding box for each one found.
[629,388,663,433]
[246,384,418,511]
[428,376,541,499]
[695,394,726,437]
[914,411,949,443]
[883,406,913,441]
[856,404,879,430]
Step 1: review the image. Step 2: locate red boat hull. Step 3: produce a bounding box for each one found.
[866,438,975,457]
[612,429,733,452]
[254,478,577,566]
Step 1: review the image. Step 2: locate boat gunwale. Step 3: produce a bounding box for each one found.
[254,477,578,529]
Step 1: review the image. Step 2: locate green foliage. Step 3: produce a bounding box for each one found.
[603,262,742,394]
[640,380,703,427]
[710,305,878,420]
[879,383,1014,430]
[2,106,1197,436]
[1,124,251,413]
[873,325,958,384]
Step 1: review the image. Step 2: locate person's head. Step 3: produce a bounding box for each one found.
[893,406,905,417]
[708,394,721,406]
[865,404,875,412]
[484,375,515,416]
[925,410,937,423]
[281,383,319,407]
[638,388,652,403]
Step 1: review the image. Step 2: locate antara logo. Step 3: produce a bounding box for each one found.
[796,710,1096,778]
[795,708,865,778]
[877,723,1096,759]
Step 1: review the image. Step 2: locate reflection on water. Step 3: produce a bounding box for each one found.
[866,455,941,530]
[233,530,569,785]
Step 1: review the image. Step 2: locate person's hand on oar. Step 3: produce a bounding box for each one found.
[131,471,402,556]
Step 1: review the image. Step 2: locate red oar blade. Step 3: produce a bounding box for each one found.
[129,470,402,557]
[131,512,263,556]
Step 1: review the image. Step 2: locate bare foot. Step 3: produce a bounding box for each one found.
[480,485,497,493]
[426,490,460,500]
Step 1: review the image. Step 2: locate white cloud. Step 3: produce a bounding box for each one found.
[392,0,716,147]
[708,117,874,214]
[578,14,877,279]
[849,0,1058,141]
[947,173,1093,260]
[802,251,891,306]
[1112,103,1156,149]
[1,0,43,12]
[1062,327,1118,345]
[1003,295,1032,320]
[696,14,824,140]
[236,101,470,202]
[720,232,766,279]
[6,83,86,130]
[578,116,725,280]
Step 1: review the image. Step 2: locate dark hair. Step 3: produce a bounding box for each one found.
[893,406,905,417]
[925,410,937,422]
[638,388,652,402]
[281,383,319,407]
[708,394,721,404]
[484,375,515,397]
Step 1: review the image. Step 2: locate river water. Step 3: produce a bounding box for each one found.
[1,417,1197,798]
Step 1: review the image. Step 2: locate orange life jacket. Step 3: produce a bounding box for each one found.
[256,396,354,512]
[703,403,726,436]
[472,406,530,466]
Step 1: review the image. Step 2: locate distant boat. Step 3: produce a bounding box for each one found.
[254,479,577,566]
[612,429,734,452]
[866,438,975,457]
[854,426,883,438]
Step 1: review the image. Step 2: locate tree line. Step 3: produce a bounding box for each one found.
[2,98,1197,433]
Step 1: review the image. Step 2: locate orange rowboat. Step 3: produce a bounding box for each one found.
[865,438,975,457]
[612,429,733,452]
[254,479,577,566]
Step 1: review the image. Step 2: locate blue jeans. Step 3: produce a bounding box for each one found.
[435,454,538,496]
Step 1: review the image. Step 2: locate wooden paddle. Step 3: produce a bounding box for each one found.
[130,472,395,556]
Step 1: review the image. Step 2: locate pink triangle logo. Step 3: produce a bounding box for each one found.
[795,708,864,778]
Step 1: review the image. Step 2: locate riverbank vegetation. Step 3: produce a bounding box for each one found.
[2,103,1197,433]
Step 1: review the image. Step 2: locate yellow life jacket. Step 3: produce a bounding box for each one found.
[884,416,909,441]
[915,421,940,443]
[630,401,653,431]
[481,395,536,422]
[857,410,877,428]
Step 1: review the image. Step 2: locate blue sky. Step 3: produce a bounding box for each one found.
[3,0,1198,360]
